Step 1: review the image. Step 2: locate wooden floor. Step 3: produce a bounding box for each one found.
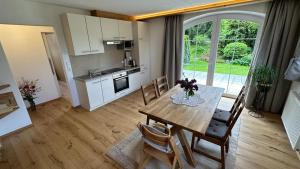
[0,91,299,169]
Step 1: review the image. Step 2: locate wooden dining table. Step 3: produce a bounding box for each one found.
[138,84,224,167]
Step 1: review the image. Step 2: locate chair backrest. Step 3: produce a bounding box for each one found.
[227,93,245,125]
[224,102,245,139]
[155,75,169,97]
[141,82,159,105]
[230,86,245,112]
[137,122,171,150]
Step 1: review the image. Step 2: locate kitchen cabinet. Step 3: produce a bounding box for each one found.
[100,75,115,103]
[134,22,151,86]
[76,78,104,111]
[62,13,104,55]
[101,18,133,40]
[129,72,141,91]
[118,20,133,40]
[101,18,120,40]
[85,16,104,54]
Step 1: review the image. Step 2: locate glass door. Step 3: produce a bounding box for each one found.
[183,21,213,85]
[213,19,259,96]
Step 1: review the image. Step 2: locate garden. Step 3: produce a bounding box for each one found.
[183,19,259,76]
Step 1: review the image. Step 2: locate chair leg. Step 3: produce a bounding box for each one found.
[138,152,150,169]
[191,134,195,150]
[225,139,229,153]
[221,145,225,169]
[146,116,150,125]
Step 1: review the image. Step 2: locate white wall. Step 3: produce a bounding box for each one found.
[0,43,32,136]
[0,0,89,106]
[0,25,61,105]
[148,18,165,80]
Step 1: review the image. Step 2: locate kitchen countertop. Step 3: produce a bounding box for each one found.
[74,66,140,82]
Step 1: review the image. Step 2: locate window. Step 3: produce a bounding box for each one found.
[183,11,264,97]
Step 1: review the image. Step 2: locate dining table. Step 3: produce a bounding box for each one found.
[138,84,224,167]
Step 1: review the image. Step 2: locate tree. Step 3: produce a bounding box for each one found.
[184,35,191,64]
[223,42,250,60]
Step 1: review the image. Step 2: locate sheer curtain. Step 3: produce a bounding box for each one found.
[245,0,300,113]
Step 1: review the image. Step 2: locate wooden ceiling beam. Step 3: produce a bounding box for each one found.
[133,0,268,20]
[90,10,135,21]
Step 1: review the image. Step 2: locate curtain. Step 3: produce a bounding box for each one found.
[163,15,184,87]
[245,0,300,113]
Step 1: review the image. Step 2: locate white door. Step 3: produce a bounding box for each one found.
[85,16,104,54]
[118,20,133,40]
[86,79,104,109]
[101,18,119,40]
[66,13,91,55]
[100,75,116,102]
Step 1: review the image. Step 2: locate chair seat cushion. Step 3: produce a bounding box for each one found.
[212,108,231,123]
[205,119,228,139]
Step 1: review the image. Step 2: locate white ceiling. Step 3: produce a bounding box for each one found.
[28,0,225,16]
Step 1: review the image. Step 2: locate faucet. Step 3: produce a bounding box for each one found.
[88,69,99,77]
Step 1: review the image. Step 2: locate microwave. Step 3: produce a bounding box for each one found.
[117,40,134,50]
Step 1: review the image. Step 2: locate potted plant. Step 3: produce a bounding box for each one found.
[19,79,41,111]
[251,66,277,117]
[176,78,198,99]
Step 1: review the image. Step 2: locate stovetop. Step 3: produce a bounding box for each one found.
[101,67,125,75]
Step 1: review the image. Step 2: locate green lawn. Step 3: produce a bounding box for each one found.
[183,60,250,76]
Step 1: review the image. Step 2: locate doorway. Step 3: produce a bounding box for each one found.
[183,11,264,97]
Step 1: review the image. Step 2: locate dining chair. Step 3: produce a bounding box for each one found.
[141,82,164,125]
[137,122,182,169]
[191,102,245,169]
[212,86,245,125]
[155,75,169,97]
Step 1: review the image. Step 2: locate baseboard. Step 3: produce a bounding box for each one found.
[0,124,33,139]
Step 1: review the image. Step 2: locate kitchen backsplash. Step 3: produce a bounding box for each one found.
[70,45,124,77]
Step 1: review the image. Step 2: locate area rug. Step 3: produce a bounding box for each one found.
[106,120,241,169]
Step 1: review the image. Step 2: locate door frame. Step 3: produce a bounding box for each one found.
[183,11,265,97]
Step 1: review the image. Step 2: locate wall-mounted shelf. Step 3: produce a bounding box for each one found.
[0,84,10,90]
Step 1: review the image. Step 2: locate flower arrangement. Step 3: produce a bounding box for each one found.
[18,78,41,111]
[176,78,198,99]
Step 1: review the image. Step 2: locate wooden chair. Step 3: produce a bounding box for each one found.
[212,86,245,125]
[155,75,169,97]
[191,101,245,169]
[137,122,182,169]
[141,82,159,106]
[141,82,161,125]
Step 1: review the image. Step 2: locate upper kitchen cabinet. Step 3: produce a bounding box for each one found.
[100,18,120,40]
[85,16,104,54]
[62,13,104,56]
[118,20,133,40]
[101,18,133,40]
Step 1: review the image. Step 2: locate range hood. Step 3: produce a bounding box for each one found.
[104,40,122,45]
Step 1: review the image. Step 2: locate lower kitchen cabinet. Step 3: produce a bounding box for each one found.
[100,75,116,103]
[76,78,104,111]
[129,72,141,92]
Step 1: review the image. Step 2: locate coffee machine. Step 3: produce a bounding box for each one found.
[124,51,136,67]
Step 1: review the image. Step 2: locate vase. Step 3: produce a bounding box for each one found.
[184,90,195,100]
[27,99,36,111]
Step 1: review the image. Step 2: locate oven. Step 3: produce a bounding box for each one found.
[113,71,129,93]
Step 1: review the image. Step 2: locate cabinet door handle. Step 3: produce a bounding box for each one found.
[101,79,108,82]
[82,50,90,53]
[92,81,101,84]
[91,50,99,52]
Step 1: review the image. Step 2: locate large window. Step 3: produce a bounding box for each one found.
[183,12,264,97]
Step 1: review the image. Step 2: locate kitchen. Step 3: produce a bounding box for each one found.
[62,13,152,111]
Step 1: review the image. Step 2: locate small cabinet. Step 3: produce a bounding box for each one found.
[118,20,133,40]
[100,75,115,103]
[129,72,141,92]
[101,18,120,40]
[62,13,104,56]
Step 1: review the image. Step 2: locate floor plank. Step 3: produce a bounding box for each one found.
[1,90,299,169]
